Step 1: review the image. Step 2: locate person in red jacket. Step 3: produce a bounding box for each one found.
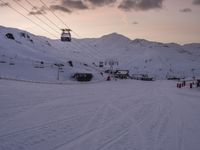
[107,76,111,81]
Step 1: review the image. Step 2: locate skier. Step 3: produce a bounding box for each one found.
[190,83,193,89]
[107,76,111,81]
[197,80,200,87]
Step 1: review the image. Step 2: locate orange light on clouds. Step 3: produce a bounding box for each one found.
[0,0,199,44]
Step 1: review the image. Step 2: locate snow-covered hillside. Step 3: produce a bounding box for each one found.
[86,34,200,79]
[0,25,200,81]
[0,26,105,82]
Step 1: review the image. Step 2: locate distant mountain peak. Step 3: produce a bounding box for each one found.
[100,32,131,41]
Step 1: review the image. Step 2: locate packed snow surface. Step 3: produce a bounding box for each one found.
[0,79,200,150]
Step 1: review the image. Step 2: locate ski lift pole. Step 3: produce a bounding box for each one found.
[57,67,60,80]
[55,63,64,80]
[110,64,113,77]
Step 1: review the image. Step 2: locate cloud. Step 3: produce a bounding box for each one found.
[132,21,139,25]
[86,0,117,6]
[0,2,10,7]
[49,0,117,13]
[49,0,88,13]
[62,0,88,10]
[50,5,72,13]
[47,0,164,13]
[118,0,164,11]
[179,8,192,13]
[193,0,200,5]
[29,6,47,15]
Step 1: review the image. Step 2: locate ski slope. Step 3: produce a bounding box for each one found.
[0,79,200,150]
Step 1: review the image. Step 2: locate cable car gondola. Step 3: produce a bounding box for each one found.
[61,29,72,42]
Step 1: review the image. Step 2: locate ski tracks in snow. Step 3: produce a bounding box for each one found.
[55,83,152,150]
[0,80,200,150]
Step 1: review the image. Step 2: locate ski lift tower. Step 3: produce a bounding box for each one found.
[105,58,119,74]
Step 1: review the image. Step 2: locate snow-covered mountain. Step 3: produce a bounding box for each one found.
[0,25,200,81]
[0,26,104,82]
[83,33,200,79]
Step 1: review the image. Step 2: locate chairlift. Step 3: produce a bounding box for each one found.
[61,29,72,42]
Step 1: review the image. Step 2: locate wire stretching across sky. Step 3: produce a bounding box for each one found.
[1,0,107,61]
[24,0,61,30]
[23,0,98,61]
[13,0,60,36]
[0,0,99,61]
[0,0,82,62]
[0,0,57,38]
[24,0,106,60]
[39,0,107,59]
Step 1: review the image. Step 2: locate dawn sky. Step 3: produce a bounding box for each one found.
[0,0,200,44]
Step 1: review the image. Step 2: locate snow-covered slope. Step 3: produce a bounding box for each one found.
[1,79,200,150]
[0,26,104,82]
[0,25,200,81]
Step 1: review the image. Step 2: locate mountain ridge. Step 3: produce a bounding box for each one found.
[0,25,200,80]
